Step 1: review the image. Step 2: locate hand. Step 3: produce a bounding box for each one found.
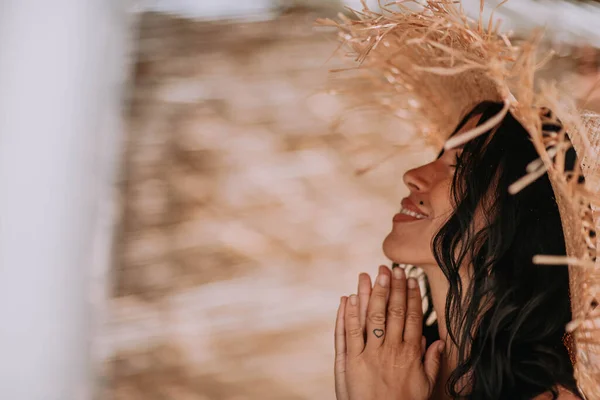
[334,265,445,400]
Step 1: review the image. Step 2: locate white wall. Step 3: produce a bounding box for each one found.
[0,1,135,399]
[139,0,352,20]
[140,0,274,20]
[461,0,600,47]
[138,0,600,47]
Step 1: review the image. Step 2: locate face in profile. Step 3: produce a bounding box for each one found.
[382,114,481,267]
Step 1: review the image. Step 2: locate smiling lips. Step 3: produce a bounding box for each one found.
[393,198,429,223]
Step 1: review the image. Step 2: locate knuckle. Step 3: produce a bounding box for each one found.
[348,327,363,338]
[406,311,422,325]
[387,306,406,319]
[372,288,387,299]
[403,343,421,359]
[367,311,386,325]
[391,284,405,294]
[385,344,401,355]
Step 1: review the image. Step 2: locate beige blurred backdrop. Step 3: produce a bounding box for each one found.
[104,7,430,400]
[100,3,600,400]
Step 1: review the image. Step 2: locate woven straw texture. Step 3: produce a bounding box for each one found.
[319,1,600,397]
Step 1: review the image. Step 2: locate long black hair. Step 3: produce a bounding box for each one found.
[432,101,580,399]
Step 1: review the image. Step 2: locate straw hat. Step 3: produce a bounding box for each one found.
[318,1,600,398]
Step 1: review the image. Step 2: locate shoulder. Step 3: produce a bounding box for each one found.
[532,386,580,400]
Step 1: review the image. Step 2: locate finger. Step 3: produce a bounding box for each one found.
[345,294,365,357]
[365,266,391,351]
[424,340,445,388]
[421,336,426,358]
[379,265,392,298]
[357,273,372,332]
[334,297,349,400]
[378,265,391,301]
[383,266,406,347]
[403,277,424,345]
[335,296,347,358]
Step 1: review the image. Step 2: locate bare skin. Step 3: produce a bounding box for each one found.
[334,264,445,400]
[334,114,579,399]
[335,268,579,400]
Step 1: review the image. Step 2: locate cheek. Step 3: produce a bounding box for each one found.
[429,179,454,220]
[419,180,454,245]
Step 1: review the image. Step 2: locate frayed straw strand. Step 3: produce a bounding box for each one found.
[444,99,510,149]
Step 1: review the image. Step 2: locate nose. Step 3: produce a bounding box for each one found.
[402,163,432,193]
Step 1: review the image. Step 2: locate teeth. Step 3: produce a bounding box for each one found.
[399,207,427,219]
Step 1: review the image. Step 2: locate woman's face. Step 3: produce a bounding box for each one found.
[382,115,481,267]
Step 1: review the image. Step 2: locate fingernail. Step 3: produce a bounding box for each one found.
[349,294,357,305]
[393,267,404,280]
[438,341,445,353]
[408,278,418,289]
[377,273,389,287]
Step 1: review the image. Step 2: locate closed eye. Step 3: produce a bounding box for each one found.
[450,152,462,168]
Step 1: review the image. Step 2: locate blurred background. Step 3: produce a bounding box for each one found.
[0,1,599,399]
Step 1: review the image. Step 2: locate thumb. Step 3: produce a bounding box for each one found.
[423,340,445,386]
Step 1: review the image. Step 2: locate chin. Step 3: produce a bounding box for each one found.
[382,229,434,267]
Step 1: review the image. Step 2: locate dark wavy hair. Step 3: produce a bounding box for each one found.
[432,101,580,399]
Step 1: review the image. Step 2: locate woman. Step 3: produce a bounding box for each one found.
[334,102,582,399]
